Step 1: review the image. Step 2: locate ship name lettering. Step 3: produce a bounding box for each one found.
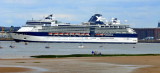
[105,33,113,36]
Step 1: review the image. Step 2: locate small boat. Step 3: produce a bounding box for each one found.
[25,42,28,45]
[45,46,50,49]
[78,45,84,48]
[99,45,103,47]
[9,41,15,48]
[45,43,50,49]
[9,45,15,48]
[0,46,3,49]
[0,42,2,49]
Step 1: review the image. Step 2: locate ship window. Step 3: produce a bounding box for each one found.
[43,24,51,26]
[114,26,119,28]
[110,26,114,28]
[55,21,58,24]
[101,26,105,28]
[125,26,130,28]
[119,26,125,29]
[26,22,51,25]
[58,25,70,26]
[105,26,109,28]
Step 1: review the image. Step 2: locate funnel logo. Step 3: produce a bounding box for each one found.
[96,16,103,21]
[88,14,104,24]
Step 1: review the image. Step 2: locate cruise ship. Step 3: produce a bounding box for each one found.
[10,14,137,44]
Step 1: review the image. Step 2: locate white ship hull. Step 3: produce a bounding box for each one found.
[10,33,137,44]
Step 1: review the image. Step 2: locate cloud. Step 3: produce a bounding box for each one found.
[3,0,38,5]
[0,0,160,27]
[0,11,77,25]
[15,13,76,21]
[4,20,13,24]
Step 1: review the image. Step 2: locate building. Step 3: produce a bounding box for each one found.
[158,22,160,27]
[0,26,20,32]
[134,28,160,40]
[0,26,20,40]
[0,32,10,38]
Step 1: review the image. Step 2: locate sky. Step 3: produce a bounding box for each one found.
[0,0,160,28]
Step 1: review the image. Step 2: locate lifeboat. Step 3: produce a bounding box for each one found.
[64,33,69,35]
[59,33,64,35]
[99,34,104,36]
[85,33,90,36]
[53,33,58,35]
[70,33,75,35]
[95,33,104,36]
[80,33,85,35]
[75,33,81,35]
[48,33,53,35]
[95,33,100,35]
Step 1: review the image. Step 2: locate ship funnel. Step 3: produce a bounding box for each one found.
[88,14,104,24]
[45,14,53,20]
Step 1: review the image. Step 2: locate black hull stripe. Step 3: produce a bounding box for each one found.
[13,32,137,38]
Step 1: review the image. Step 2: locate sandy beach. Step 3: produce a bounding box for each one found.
[0,56,160,73]
[0,67,33,72]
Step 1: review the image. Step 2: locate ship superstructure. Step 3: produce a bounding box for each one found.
[10,14,137,43]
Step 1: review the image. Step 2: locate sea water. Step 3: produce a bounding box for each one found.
[0,41,160,58]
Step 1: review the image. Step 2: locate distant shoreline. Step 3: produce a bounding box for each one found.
[0,38,13,41]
